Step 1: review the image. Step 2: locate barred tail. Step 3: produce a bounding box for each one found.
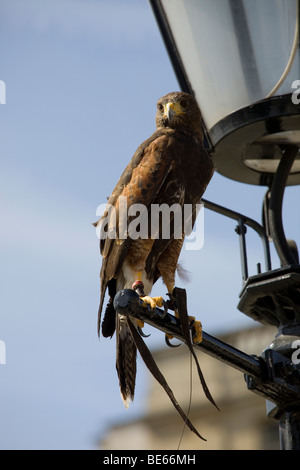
[116,315,137,407]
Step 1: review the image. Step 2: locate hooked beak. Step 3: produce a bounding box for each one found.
[163,101,185,122]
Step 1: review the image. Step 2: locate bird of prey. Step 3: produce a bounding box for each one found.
[96,91,214,408]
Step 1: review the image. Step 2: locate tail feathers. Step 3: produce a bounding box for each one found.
[116,316,137,407]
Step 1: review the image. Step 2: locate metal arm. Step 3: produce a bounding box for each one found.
[113,288,300,409]
[202,198,272,277]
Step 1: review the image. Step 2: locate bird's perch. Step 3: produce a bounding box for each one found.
[113,287,300,407]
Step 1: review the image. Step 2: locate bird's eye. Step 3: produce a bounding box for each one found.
[157,103,164,112]
[180,100,188,109]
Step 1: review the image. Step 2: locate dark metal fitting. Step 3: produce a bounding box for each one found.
[244,374,257,391]
[235,224,247,235]
[275,361,300,384]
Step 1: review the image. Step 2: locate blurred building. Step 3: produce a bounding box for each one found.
[99,325,280,450]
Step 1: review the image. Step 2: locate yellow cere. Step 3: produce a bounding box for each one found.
[164,101,185,117]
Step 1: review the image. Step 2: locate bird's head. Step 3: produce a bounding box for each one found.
[155,91,202,139]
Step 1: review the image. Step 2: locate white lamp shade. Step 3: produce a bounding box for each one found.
[160,0,299,131]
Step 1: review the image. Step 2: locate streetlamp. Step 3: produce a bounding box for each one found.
[150,0,300,186]
[146,0,300,449]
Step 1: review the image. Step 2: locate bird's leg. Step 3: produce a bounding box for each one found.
[131,276,146,330]
[132,272,164,310]
[127,240,163,312]
[132,273,163,335]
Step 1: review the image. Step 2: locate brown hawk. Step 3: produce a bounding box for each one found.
[96,91,214,408]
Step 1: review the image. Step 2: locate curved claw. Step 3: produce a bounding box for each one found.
[138,326,151,338]
[165,334,181,348]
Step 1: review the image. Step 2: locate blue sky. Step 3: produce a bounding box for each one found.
[0,0,299,450]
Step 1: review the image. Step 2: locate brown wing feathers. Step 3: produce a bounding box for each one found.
[97,91,215,439]
[98,133,175,326]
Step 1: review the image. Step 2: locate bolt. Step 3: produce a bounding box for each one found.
[235,224,247,235]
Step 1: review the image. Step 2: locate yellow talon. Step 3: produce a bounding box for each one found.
[137,319,144,329]
[152,296,164,307]
[189,316,202,344]
[141,295,164,310]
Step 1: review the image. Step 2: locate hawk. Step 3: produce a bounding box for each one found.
[96,91,214,408]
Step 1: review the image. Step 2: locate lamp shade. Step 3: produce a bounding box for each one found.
[150,0,300,185]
